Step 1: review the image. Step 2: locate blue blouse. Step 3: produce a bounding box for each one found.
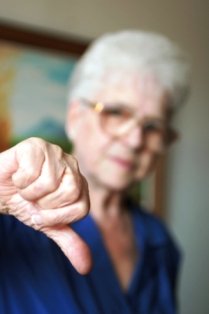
[0,205,180,314]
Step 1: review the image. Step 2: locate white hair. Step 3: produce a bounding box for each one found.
[67,30,190,110]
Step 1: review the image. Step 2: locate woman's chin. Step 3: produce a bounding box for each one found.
[97,173,134,192]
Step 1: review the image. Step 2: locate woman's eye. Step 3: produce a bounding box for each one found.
[144,122,163,133]
[104,108,125,116]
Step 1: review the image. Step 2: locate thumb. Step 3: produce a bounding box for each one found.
[42,225,92,274]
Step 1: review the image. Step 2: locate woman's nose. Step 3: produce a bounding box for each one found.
[123,124,144,149]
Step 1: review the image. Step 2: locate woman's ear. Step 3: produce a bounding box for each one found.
[166,128,179,146]
[65,100,82,141]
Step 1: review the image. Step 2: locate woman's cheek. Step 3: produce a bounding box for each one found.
[134,150,159,180]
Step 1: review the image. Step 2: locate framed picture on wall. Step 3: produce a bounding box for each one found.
[0,21,88,153]
[0,21,165,217]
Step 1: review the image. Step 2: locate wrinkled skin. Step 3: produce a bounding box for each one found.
[0,137,92,274]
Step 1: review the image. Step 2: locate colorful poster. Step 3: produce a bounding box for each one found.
[0,40,76,152]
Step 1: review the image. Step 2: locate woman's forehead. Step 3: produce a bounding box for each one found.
[93,73,168,111]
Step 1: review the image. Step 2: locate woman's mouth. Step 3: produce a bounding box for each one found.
[109,156,134,170]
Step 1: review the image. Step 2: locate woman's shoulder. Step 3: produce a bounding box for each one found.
[130,202,180,249]
[131,202,182,274]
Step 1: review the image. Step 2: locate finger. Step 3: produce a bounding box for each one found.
[43,225,92,274]
[31,187,90,226]
[12,139,45,189]
[18,157,66,202]
[36,169,85,210]
[18,152,79,204]
[17,142,66,201]
[4,191,92,274]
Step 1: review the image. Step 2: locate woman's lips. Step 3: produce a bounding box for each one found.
[109,156,134,169]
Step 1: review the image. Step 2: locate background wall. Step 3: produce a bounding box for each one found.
[0,1,208,313]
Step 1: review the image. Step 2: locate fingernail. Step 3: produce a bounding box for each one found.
[31,214,43,225]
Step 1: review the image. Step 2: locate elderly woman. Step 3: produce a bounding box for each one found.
[0,31,190,314]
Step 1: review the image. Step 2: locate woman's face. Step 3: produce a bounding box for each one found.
[68,74,169,191]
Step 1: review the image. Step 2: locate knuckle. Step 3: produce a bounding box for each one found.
[65,175,83,203]
[25,137,45,148]
[82,203,89,217]
[77,201,90,219]
[71,184,81,202]
[27,166,40,180]
[29,178,58,198]
[65,185,80,204]
[40,176,58,193]
[69,155,80,172]
[17,137,45,157]
[51,143,63,159]
[14,168,38,188]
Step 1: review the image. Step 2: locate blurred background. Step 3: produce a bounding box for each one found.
[0,0,208,313]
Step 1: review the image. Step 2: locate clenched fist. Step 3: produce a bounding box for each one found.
[0,137,92,274]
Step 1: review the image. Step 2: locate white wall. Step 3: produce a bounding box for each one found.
[0,1,209,313]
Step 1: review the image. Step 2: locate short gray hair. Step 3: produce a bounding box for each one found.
[67,30,191,109]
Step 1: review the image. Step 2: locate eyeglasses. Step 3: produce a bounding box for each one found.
[80,98,174,143]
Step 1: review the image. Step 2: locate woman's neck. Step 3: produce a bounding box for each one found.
[88,181,138,292]
[88,182,127,223]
